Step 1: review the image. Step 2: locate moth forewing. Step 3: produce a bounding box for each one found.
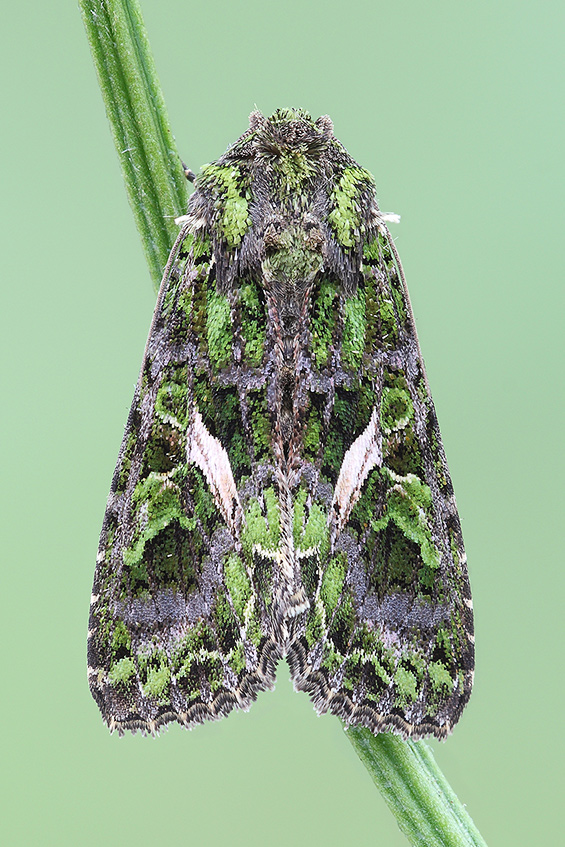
[89,109,473,739]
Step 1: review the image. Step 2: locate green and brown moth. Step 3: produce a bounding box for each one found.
[88,109,474,739]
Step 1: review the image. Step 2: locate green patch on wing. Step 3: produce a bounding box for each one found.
[322,392,349,471]
[200,163,251,247]
[363,264,400,351]
[381,370,425,478]
[320,552,346,616]
[293,487,329,553]
[239,281,266,366]
[230,642,246,675]
[302,403,322,459]
[328,166,375,248]
[151,522,196,589]
[155,365,189,428]
[144,663,171,700]
[222,555,264,652]
[121,458,221,597]
[206,289,232,371]
[362,231,395,265]
[125,468,190,566]
[170,622,226,701]
[381,371,414,433]
[192,232,211,261]
[108,657,135,688]
[394,666,418,707]
[134,648,171,702]
[371,468,441,590]
[428,660,453,703]
[245,611,264,650]
[310,278,337,368]
[224,554,252,621]
[212,592,239,653]
[173,622,215,665]
[387,425,425,479]
[351,625,395,678]
[111,620,131,655]
[363,234,408,330]
[321,621,400,698]
[350,468,382,536]
[342,287,366,370]
[362,236,380,263]
[243,487,281,552]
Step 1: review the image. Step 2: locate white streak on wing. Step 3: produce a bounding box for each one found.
[331,407,382,537]
[187,408,244,536]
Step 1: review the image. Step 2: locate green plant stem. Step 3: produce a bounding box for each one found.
[80,3,487,845]
[347,729,487,847]
[80,0,189,290]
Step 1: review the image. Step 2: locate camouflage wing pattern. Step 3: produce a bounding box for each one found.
[88,109,474,739]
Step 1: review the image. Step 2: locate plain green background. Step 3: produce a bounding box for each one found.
[2,1,563,844]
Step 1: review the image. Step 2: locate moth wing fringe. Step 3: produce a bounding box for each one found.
[287,641,459,741]
[93,639,281,737]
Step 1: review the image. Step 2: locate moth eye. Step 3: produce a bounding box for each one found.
[263,217,286,251]
[264,225,278,249]
[302,214,318,232]
[302,215,324,251]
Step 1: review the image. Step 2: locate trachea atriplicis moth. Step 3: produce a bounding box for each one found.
[88,109,474,740]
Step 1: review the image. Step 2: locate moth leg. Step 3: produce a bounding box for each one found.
[180,159,196,183]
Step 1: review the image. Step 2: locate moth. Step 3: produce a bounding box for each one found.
[88,109,474,739]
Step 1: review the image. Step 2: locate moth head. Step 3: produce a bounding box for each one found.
[250,109,333,166]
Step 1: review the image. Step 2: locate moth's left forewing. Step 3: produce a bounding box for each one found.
[291,218,474,740]
[88,226,278,735]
